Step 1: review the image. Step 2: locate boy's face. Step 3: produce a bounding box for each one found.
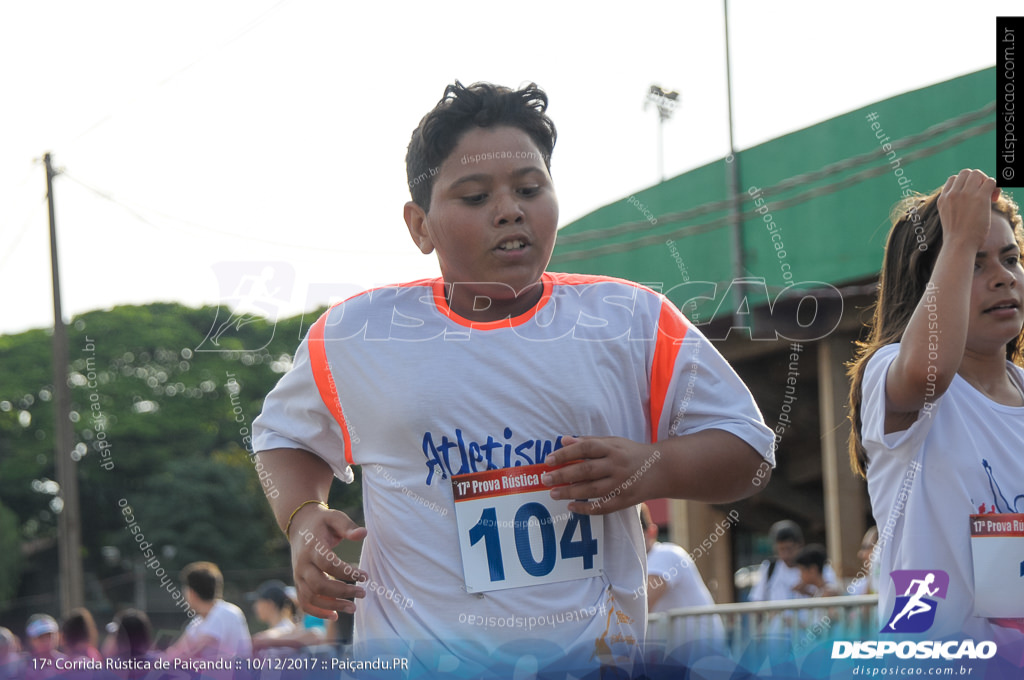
[797,565,818,586]
[775,539,801,568]
[404,125,558,321]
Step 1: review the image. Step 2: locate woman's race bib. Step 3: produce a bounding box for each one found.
[970,513,1024,617]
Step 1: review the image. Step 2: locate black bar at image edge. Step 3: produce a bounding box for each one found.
[998,17,1024,187]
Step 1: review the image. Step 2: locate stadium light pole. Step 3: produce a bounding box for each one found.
[645,85,680,183]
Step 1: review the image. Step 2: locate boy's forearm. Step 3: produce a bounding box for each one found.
[255,448,336,534]
[545,429,770,514]
[647,429,770,503]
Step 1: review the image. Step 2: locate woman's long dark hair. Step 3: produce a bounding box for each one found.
[847,188,1024,477]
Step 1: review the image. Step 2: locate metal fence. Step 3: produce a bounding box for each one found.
[647,594,879,658]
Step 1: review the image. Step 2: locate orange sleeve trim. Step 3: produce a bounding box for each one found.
[649,301,691,441]
[308,312,354,465]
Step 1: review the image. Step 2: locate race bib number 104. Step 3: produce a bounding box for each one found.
[452,462,604,593]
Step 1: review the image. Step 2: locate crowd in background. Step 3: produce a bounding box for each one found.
[0,561,335,680]
[0,518,881,679]
[747,520,880,603]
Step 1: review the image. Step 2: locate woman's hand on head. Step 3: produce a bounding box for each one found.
[937,169,1000,249]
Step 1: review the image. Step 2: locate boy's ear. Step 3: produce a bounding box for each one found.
[404,201,434,255]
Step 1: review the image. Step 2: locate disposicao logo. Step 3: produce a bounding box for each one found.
[882,569,949,634]
[832,568,997,661]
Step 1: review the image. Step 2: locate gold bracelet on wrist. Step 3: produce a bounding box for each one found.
[283,499,328,538]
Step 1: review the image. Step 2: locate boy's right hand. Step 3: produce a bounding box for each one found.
[288,503,368,620]
[936,168,1000,249]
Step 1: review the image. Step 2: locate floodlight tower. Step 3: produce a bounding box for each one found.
[645,85,680,183]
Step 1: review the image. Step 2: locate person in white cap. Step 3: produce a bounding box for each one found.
[251,581,327,656]
[24,614,64,680]
[251,580,296,639]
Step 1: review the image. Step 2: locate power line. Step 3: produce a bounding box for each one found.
[0,198,45,269]
[0,160,49,267]
[59,170,402,256]
[59,171,165,231]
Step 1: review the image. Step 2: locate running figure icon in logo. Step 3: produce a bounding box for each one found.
[883,570,950,634]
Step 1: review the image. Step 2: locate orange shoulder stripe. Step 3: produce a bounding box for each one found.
[308,311,354,465]
[649,301,690,440]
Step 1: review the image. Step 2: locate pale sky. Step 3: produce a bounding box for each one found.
[0,0,1015,336]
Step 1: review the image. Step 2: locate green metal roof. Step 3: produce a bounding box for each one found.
[552,68,997,321]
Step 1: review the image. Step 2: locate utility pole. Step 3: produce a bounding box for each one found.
[723,0,747,330]
[44,152,84,615]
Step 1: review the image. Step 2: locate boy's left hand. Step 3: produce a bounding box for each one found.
[541,435,662,514]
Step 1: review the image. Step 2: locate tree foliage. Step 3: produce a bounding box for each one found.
[0,303,359,619]
[0,500,22,607]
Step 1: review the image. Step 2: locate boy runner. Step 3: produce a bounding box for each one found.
[253,81,774,676]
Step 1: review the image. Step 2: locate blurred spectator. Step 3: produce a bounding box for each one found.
[640,504,726,646]
[794,544,841,597]
[0,627,24,679]
[101,609,159,680]
[61,608,102,661]
[24,614,64,680]
[251,580,295,656]
[101,609,155,661]
[848,526,880,595]
[166,561,252,661]
[252,580,296,636]
[251,581,328,655]
[748,520,837,601]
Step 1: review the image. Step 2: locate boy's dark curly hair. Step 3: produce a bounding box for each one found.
[406,81,557,212]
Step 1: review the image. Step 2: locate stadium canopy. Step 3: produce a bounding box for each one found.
[552,67,996,334]
[549,67,997,599]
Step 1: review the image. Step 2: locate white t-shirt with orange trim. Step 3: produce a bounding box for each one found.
[253,272,774,672]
